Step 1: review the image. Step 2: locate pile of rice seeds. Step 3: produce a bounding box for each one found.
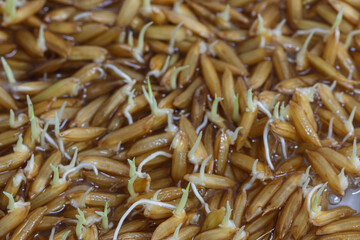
[1,0,360,239]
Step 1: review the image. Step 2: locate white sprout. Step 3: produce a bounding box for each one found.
[137,151,172,178]
[41,121,50,149]
[112,199,176,240]
[73,12,91,21]
[27,95,40,141]
[165,109,178,133]
[190,183,210,214]
[62,163,98,182]
[344,30,360,50]
[59,148,78,173]
[220,201,236,228]
[104,64,133,84]
[195,115,208,135]
[49,227,55,240]
[1,57,16,84]
[263,121,274,170]
[170,65,189,90]
[134,21,153,63]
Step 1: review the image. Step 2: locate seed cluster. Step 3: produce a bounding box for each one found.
[1,0,360,239]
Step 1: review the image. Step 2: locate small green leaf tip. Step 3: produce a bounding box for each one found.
[50,164,60,187]
[127,158,137,197]
[174,183,190,215]
[3,191,14,211]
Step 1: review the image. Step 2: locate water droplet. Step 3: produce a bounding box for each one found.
[328,193,341,205]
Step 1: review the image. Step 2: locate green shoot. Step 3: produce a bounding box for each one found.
[199,155,212,184]
[331,6,344,31]
[134,21,153,62]
[24,154,35,177]
[174,183,190,216]
[128,31,134,47]
[50,164,60,187]
[142,0,151,9]
[127,89,135,107]
[151,189,161,201]
[217,4,230,21]
[338,168,348,191]
[256,14,266,35]
[243,159,264,190]
[273,102,280,120]
[119,30,126,43]
[61,230,71,240]
[127,158,137,197]
[41,121,50,148]
[345,106,356,133]
[3,191,14,211]
[188,131,203,164]
[272,19,286,36]
[4,0,17,21]
[311,182,327,214]
[209,93,223,122]
[344,30,360,50]
[59,147,78,173]
[142,77,162,116]
[350,138,360,169]
[268,94,280,112]
[228,126,243,145]
[170,223,182,240]
[301,166,311,196]
[232,91,240,122]
[9,109,15,128]
[95,202,109,231]
[1,57,16,84]
[296,31,315,70]
[14,134,28,152]
[79,187,93,208]
[246,89,256,112]
[280,102,289,120]
[37,24,46,52]
[75,208,86,238]
[233,226,246,240]
[170,65,189,90]
[169,22,184,54]
[27,95,40,141]
[220,200,235,228]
